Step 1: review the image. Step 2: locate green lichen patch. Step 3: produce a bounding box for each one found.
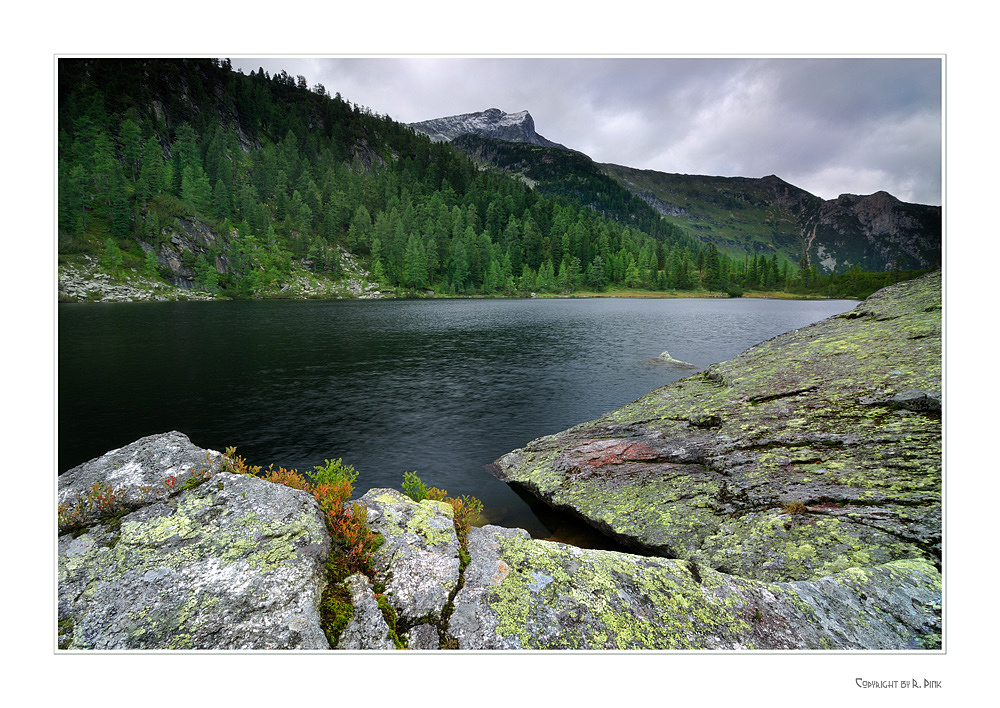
[467,527,941,650]
[483,531,755,649]
[58,472,331,650]
[374,490,456,548]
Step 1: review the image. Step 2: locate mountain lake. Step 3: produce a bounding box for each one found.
[58,296,858,543]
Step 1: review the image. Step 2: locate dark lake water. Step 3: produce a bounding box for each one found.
[58,296,857,541]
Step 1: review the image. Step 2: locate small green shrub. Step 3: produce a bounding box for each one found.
[312,458,358,487]
[402,471,430,502]
[222,447,262,476]
[180,466,212,491]
[262,464,311,491]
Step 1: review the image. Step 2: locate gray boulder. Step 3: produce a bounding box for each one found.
[58,430,223,509]
[654,350,699,368]
[58,432,330,650]
[335,574,397,650]
[361,488,461,625]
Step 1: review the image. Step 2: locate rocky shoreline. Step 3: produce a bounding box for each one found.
[57,272,942,650]
[491,271,942,586]
[58,256,217,303]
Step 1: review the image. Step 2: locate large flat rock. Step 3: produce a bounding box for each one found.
[448,525,941,650]
[492,272,942,584]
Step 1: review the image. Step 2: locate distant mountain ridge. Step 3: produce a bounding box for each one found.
[408,108,569,150]
[411,107,941,274]
[602,165,941,273]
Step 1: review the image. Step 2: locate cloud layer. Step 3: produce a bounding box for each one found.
[233,56,942,206]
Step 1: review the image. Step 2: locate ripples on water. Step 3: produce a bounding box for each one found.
[59,296,856,540]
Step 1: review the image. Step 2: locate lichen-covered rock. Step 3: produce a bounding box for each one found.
[361,488,461,624]
[58,433,330,650]
[405,623,442,650]
[448,525,940,650]
[335,574,397,650]
[492,272,942,584]
[58,431,223,509]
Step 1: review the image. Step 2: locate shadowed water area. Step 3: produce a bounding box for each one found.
[59,297,856,543]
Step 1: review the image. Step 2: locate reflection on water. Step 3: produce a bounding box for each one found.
[59,296,857,538]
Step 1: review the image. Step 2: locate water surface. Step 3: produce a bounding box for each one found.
[59,296,857,539]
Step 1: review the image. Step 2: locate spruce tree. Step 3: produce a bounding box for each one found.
[403,234,427,290]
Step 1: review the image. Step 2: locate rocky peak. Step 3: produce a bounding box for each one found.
[408,108,568,150]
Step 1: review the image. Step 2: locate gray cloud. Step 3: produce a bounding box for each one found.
[233,56,941,206]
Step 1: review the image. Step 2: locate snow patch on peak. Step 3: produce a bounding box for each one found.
[407,108,566,150]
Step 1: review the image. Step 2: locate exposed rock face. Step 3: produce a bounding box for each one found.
[491,272,942,586]
[58,431,222,509]
[58,234,385,303]
[335,574,397,650]
[448,525,940,650]
[408,108,568,150]
[57,255,215,303]
[58,432,330,650]
[805,191,941,273]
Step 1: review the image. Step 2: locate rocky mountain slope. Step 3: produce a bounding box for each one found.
[410,106,941,274]
[408,108,568,149]
[58,273,942,650]
[603,165,942,273]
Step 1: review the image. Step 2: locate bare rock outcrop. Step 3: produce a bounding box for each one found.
[447,525,940,650]
[491,272,942,589]
[58,432,330,650]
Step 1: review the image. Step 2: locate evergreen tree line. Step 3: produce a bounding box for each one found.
[58,59,887,298]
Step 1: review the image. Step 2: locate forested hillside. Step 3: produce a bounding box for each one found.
[57,58,927,300]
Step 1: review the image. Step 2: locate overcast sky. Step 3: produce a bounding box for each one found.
[231,56,942,206]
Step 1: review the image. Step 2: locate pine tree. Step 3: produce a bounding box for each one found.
[102,238,123,275]
[138,137,166,202]
[212,179,231,220]
[348,205,373,253]
[119,118,143,183]
[143,247,160,278]
[586,255,606,291]
[403,234,427,290]
[449,238,470,292]
[60,163,89,236]
[537,259,556,292]
[108,165,132,239]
